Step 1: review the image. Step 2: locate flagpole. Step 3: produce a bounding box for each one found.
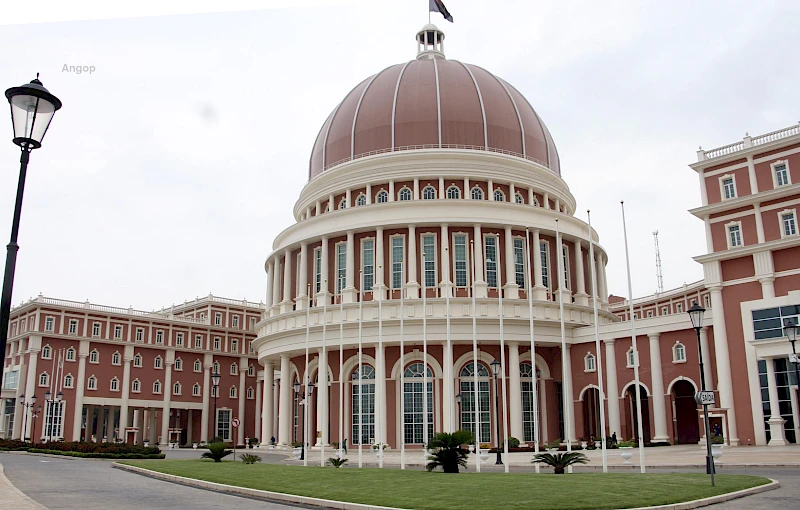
[321,290,327,467]
[304,283,311,468]
[525,227,540,473]
[588,210,608,473]
[422,252,429,463]
[339,290,344,460]
[470,239,481,473]
[400,275,406,469]
[358,271,364,468]
[378,264,384,469]
[555,220,573,472]
[621,201,647,473]
[497,234,510,473]
[445,246,452,431]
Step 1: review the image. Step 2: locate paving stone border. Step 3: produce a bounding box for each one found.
[0,461,47,509]
[112,462,779,510]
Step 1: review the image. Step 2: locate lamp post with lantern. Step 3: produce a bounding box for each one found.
[18,393,37,441]
[0,77,62,392]
[490,359,503,465]
[211,371,220,439]
[294,380,314,463]
[783,318,800,425]
[687,301,715,485]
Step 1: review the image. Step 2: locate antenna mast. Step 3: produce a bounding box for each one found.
[653,230,664,294]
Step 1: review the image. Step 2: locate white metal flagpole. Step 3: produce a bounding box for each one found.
[422,253,429,463]
[445,246,452,431]
[555,220,573,472]
[378,265,384,469]
[339,289,344,459]
[470,239,481,473]
[525,227,540,473]
[497,234,510,473]
[358,271,364,468]
[400,273,406,469]
[587,210,608,473]
[304,283,311,468]
[621,201,646,473]
[321,290,327,467]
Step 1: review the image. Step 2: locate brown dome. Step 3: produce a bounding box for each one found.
[308,57,560,181]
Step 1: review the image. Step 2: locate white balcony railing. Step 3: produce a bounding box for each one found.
[699,122,800,162]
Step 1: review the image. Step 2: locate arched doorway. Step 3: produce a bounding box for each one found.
[672,380,699,444]
[582,387,601,441]
[624,384,651,443]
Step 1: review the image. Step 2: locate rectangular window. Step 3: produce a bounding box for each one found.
[758,358,797,443]
[232,315,239,328]
[775,164,789,187]
[336,243,347,294]
[68,320,78,335]
[92,323,101,338]
[216,409,231,441]
[215,313,222,326]
[391,236,405,289]
[155,331,164,345]
[314,247,322,295]
[135,328,144,342]
[231,339,238,353]
[514,238,525,288]
[561,245,570,289]
[44,317,54,332]
[422,234,436,288]
[453,234,468,287]
[722,177,735,199]
[484,235,498,288]
[114,325,122,340]
[362,238,374,291]
[176,333,184,347]
[44,400,65,440]
[195,335,203,349]
[728,224,743,247]
[782,212,797,237]
[540,241,550,290]
[250,317,256,331]
[213,337,220,351]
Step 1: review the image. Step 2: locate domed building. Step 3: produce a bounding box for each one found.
[255,25,619,451]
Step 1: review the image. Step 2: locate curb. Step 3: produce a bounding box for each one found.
[0,461,48,509]
[112,463,779,510]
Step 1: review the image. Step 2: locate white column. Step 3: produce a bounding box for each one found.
[563,344,577,442]
[539,378,549,442]
[317,349,329,446]
[281,248,293,313]
[187,410,193,446]
[509,182,515,201]
[374,227,387,300]
[201,354,211,441]
[438,178,444,199]
[389,181,395,201]
[413,178,420,200]
[708,287,739,445]
[504,226,519,299]
[161,352,174,445]
[366,184,372,205]
[508,342,523,441]
[278,354,292,445]
[573,240,588,305]
[543,192,550,209]
[343,230,357,303]
[605,339,621,437]
[271,260,282,315]
[532,229,547,300]
[318,236,329,306]
[407,225,419,298]
[528,187,535,206]
[71,340,89,441]
[765,358,788,445]
[648,333,669,442]
[595,254,607,305]
[21,348,39,440]
[262,361,274,444]
[442,340,454,432]
[697,327,713,390]
[473,224,487,298]
[266,261,275,315]
[346,188,351,207]
[440,224,452,297]
[297,242,310,310]
[488,179,494,200]
[238,356,247,445]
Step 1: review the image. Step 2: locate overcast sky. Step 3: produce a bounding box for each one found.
[1,0,798,311]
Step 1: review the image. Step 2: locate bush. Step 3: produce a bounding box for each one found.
[291,441,303,448]
[328,457,348,468]
[505,437,520,449]
[248,437,259,446]
[27,448,165,459]
[533,452,589,474]
[426,430,475,473]
[617,440,637,448]
[546,439,562,450]
[0,439,162,456]
[711,436,725,445]
[0,439,30,451]
[202,442,233,462]
[210,436,226,444]
[239,453,262,464]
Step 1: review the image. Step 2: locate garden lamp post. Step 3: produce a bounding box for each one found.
[31,404,41,442]
[211,371,220,438]
[19,393,37,441]
[783,318,800,413]
[490,359,503,465]
[1,77,62,392]
[687,301,714,485]
[455,393,462,430]
[293,381,303,460]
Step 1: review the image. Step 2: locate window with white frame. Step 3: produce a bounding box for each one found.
[721,175,736,200]
[232,315,239,328]
[213,337,221,351]
[194,359,202,372]
[673,342,687,363]
[249,340,254,354]
[561,244,570,289]
[773,161,790,187]
[135,328,144,342]
[376,189,388,203]
[133,353,142,367]
[92,322,101,338]
[484,235,498,288]
[314,247,322,295]
[422,186,435,200]
[661,306,669,316]
[422,234,436,289]
[39,371,49,386]
[391,236,404,289]
[44,317,54,332]
[63,373,74,388]
[780,210,797,237]
[215,313,222,326]
[336,243,347,294]
[247,386,254,399]
[676,302,684,313]
[453,234,468,287]
[154,356,163,369]
[217,409,231,440]
[87,375,97,390]
[704,295,710,308]
[229,386,237,398]
[447,185,460,199]
[230,338,238,353]
[540,241,550,290]
[66,347,76,361]
[584,353,596,372]
[520,363,538,442]
[470,186,484,200]
[726,222,743,248]
[352,365,376,444]
[174,358,183,371]
[514,238,525,288]
[153,380,162,394]
[213,361,220,373]
[338,198,347,210]
[131,378,140,393]
[89,349,99,364]
[114,325,122,339]
[176,332,184,347]
[43,400,65,439]
[493,189,505,202]
[514,192,524,204]
[248,364,255,377]
[231,362,238,375]
[155,330,164,345]
[111,351,121,365]
[356,193,367,206]
[362,238,375,292]
[626,348,637,368]
[173,382,181,395]
[532,196,540,206]
[250,317,256,331]
[41,344,52,359]
[195,335,203,349]
[68,319,78,335]
[110,377,119,392]
[193,383,201,396]
[647,310,654,318]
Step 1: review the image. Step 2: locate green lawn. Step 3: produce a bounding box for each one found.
[121,460,769,510]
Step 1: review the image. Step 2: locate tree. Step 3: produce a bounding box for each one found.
[426,430,475,473]
[532,452,589,474]
[202,442,232,462]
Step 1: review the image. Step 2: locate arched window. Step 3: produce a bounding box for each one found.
[87,375,97,391]
[493,189,505,202]
[41,345,52,359]
[447,185,461,199]
[626,348,637,368]
[470,187,484,200]
[514,192,524,204]
[230,362,238,375]
[403,362,434,444]
[89,349,99,364]
[247,386,254,399]
[153,380,162,394]
[193,383,201,396]
[376,190,388,203]
[229,386,237,398]
[194,360,202,372]
[459,362,490,442]
[174,358,183,371]
[63,374,74,388]
[520,363,538,442]
[111,351,121,366]
[131,378,141,393]
[673,342,687,363]
[356,193,367,206]
[248,364,255,377]
[213,361,220,373]
[352,366,375,445]
[65,347,76,361]
[154,356,163,369]
[532,197,540,207]
[110,377,119,392]
[133,354,142,367]
[584,353,596,372]
[173,382,181,395]
[338,198,347,210]
[422,186,436,200]
[398,187,413,201]
[39,372,49,387]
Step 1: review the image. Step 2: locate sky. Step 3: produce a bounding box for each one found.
[1,0,798,311]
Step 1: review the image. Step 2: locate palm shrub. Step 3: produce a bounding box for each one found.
[240,453,262,464]
[202,442,233,462]
[328,457,348,468]
[426,430,474,473]
[532,452,589,474]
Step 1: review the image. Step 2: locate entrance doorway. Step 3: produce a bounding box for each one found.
[624,384,651,443]
[672,380,699,444]
[582,387,601,441]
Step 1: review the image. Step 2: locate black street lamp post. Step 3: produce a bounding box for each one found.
[31,404,41,442]
[1,77,62,392]
[18,393,37,441]
[688,301,715,486]
[783,319,800,425]
[490,359,503,465]
[211,371,220,439]
[294,380,314,461]
[455,393,462,430]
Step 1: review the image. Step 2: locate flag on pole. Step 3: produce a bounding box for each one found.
[429,0,454,22]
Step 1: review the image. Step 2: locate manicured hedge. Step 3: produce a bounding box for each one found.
[27,448,165,459]
[0,439,163,458]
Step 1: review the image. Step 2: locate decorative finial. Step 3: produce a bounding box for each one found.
[745,132,749,137]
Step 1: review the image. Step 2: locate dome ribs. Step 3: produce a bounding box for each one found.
[436,60,483,148]
[468,64,524,157]
[393,59,438,148]
[390,61,413,150]
[452,60,488,148]
[352,64,400,159]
